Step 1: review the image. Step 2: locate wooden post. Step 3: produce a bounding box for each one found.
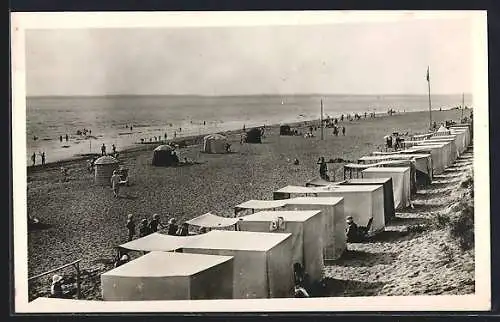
[320,99,324,140]
[427,66,432,129]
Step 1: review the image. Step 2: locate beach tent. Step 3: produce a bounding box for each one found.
[337,178,395,223]
[416,142,453,168]
[362,167,411,209]
[94,156,120,186]
[234,200,287,217]
[181,230,294,299]
[449,124,472,145]
[238,210,324,283]
[359,153,433,183]
[101,252,234,301]
[305,177,334,187]
[185,213,239,230]
[376,160,418,195]
[424,138,459,161]
[280,125,293,136]
[283,197,345,260]
[245,128,263,143]
[435,125,451,136]
[273,185,385,235]
[429,134,465,155]
[202,134,228,154]
[448,130,468,154]
[402,146,445,175]
[118,232,198,252]
[152,145,178,167]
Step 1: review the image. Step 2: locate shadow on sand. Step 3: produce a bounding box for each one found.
[311,277,386,297]
[388,215,429,226]
[28,222,52,231]
[330,249,398,267]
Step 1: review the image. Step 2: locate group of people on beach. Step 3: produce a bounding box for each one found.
[125,213,190,242]
[31,152,46,166]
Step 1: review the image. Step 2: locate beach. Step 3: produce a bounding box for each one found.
[26,109,474,299]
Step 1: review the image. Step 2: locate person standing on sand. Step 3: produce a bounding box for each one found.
[110,170,121,198]
[112,144,116,154]
[126,214,136,241]
[177,223,189,236]
[139,219,150,237]
[342,126,346,136]
[59,135,63,142]
[31,152,36,166]
[65,134,69,141]
[317,157,329,181]
[101,144,106,156]
[149,214,164,233]
[41,152,46,165]
[130,126,133,131]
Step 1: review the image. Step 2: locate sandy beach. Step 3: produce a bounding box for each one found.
[26,109,474,299]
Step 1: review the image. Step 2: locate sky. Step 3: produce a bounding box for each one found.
[25,16,474,96]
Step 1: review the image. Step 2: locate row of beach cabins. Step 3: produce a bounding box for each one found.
[30,122,472,307]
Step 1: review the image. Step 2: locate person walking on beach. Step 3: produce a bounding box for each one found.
[59,135,63,142]
[342,126,346,136]
[112,144,116,154]
[126,214,136,242]
[65,134,69,142]
[41,152,46,165]
[31,152,36,166]
[130,126,133,131]
[110,170,121,198]
[101,143,106,156]
[317,157,329,181]
[164,133,167,140]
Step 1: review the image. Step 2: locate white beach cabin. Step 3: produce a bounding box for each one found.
[273,185,385,235]
[180,230,294,299]
[283,197,345,261]
[361,167,411,209]
[238,210,324,283]
[101,252,234,301]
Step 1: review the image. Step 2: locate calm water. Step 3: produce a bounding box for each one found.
[26,94,470,164]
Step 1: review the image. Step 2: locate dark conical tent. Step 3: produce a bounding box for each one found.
[245,128,262,144]
[152,145,179,166]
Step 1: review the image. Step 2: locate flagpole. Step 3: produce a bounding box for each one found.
[320,99,324,140]
[461,92,465,120]
[427,66,432,130]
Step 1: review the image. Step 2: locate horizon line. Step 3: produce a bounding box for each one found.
[26,93,472,99]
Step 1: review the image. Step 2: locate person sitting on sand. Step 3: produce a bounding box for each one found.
[166,218,178,236]
[110,171,121,198]
[148,214,163,233]
[126,214,136,241]
[293,158,300,165]
[114,253,130,268]
[139,219,150,238]
[177,223,189,236]
[50,274,64,298]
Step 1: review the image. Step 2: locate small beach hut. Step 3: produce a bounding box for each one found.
[403,146,445,175]
[273,185,385,235]
[245,128,262,143]
[337,178,395,223]
[238,210,324,283]
[280,124,292,136]
[283,197,345,261]
[101,252,234,301]
[362,167,411,209]
[152,145,178,166]
[180,230,294,299]
[202,134,228,154]
[94,155,120,186]
[416,142,453,168]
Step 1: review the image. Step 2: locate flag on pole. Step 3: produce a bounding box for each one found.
[426,66,430,82]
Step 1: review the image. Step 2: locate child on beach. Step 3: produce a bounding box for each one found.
[126,214,136,242]
[110,170,121,198]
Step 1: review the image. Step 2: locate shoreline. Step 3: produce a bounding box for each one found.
[27,110,419,172]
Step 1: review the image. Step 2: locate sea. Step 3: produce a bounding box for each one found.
[26,94,471,164]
